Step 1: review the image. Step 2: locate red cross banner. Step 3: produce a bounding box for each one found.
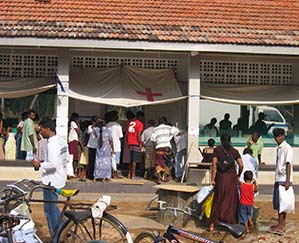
[69,65,185,107]
[136,88,162,101]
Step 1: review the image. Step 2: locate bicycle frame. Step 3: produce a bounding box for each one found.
[1,179,129,243]
[143,194,243,243]
[162,224,219,243]
[3,179,93,242]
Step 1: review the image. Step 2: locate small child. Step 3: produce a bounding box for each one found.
[201,138,215,163]
[4,123,16,160]
[239,171,259,233]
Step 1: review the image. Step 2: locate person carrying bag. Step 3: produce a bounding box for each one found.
[217,145,236,173]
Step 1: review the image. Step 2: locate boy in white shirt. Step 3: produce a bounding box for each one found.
[269,128,294,235]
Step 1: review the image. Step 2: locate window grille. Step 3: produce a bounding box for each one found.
[72,56,178,72]
[200,61,293,85]
[0,54,58,78]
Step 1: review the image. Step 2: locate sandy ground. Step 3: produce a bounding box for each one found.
[30,198,299,243]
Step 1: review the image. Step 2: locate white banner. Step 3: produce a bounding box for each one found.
[69,65,185,107]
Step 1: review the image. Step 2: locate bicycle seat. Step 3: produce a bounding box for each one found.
[57,189,80,198]
[218,222,245,238]
[64,210,91,224]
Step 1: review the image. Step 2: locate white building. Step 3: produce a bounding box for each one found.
[0,0,299,170]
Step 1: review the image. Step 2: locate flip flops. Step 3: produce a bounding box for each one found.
[131,177,142,181]
[267,228,285,235]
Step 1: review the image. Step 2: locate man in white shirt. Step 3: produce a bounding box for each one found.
[106,111,123,177]
[32,118,68,242]
[269,128,294,235]
[240,148,258,183]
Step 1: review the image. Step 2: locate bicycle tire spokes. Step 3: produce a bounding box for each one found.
[77,221,94,241]
[96,218,126,243]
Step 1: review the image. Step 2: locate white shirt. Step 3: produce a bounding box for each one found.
[240,154,258,183]
[87,125,98,149]
[68,121,78,142]
[176,133,187,152]
[151,124,179,149]
[106,122,123,152]
[275,140,293,182]
[17,121,24,130]
[40,135,68,189]
[141,126,154,147]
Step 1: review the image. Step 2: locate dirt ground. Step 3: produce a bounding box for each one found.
[30,199,299,243]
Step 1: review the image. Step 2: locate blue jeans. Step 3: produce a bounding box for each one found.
[16,134,23,160]
[175,149,187,178]
[43,188,65,243]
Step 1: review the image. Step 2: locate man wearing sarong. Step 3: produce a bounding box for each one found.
[151,117,179,183]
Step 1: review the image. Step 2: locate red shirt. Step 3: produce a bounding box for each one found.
[240,182,254,206]
[127,119,144,146]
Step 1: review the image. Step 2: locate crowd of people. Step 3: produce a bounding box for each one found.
[0,108,295,236]
[2,109,187,184]
[203,112,275,138]
[68,111,187,183]
[0,110,41,161]
[66,110,188,184]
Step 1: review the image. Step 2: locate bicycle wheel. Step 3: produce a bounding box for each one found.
[57,211,130,243]
[161,208,190,227]
[133,231,155,243]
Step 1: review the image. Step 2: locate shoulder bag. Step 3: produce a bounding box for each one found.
[216,146,236,173]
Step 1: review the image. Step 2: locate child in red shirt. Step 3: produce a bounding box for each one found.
[239,171,259,233]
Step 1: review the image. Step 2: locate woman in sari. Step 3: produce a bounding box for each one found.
[93,119,114,182]
[209,133,243,231]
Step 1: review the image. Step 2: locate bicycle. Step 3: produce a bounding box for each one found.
[0,213,110,243]
[0,178,133,243]
[133,195,245,243]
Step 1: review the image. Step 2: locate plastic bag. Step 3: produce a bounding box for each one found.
[10,202,38,243]
[204,192,214,219]
[279,185,295,213]
[67,154,75,177]
[79,148,88,166]
[111,154,117,172]
[196,185,214,204]
[91,195,111,219]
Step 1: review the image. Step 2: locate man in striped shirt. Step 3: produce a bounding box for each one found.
[151,117,181,183]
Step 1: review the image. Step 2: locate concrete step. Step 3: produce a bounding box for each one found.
[1,160,298,195]
[187,164,299,185]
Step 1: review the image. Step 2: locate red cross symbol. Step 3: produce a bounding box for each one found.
[136,88,163,101]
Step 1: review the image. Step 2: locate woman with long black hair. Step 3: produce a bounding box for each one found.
[209,133,243,231]
[93,119,114,182]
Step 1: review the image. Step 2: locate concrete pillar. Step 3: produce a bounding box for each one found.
[56,49,70,140]
[187,54,201,162]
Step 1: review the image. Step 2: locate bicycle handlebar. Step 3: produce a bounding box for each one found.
[4,178,58,203]
[145,195,193,216]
